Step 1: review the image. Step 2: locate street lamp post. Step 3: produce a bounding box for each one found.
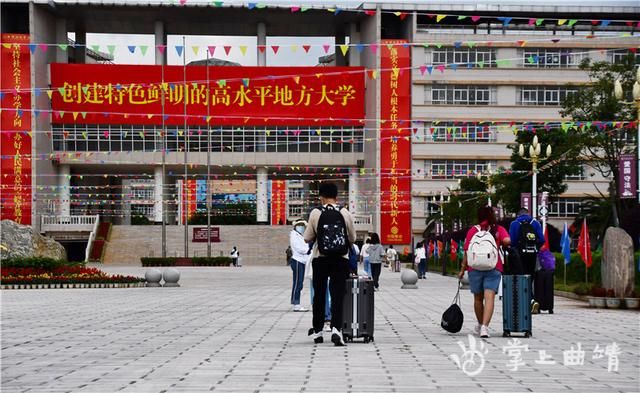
[614,66,640,203]
[519,136,552,221]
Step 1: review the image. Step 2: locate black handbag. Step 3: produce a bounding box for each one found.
[441,281,464,333]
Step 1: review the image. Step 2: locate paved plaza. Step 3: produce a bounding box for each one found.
[2,265,639,393]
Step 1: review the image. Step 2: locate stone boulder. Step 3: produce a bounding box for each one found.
[0,220,67,260]
[601,227,635,297]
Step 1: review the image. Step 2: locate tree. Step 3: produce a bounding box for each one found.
[492,129,583,215]
[560,54,638,226]
[441,177,487,230]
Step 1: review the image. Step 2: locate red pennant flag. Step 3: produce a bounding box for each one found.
[577,218,592,268]
[429,240,435,256]
[223,46,232,55]
[542,225,550,251]
[450,239,458,262]
[302,45,311,53]
[258,45,266,53]
[271,45,279,54]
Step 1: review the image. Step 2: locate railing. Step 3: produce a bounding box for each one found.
[41,215,99,232]
[353,214,373,232]
[85,215,100,262]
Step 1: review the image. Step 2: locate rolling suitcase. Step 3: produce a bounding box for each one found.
[502,275,532,338]
[342,277,375,343]
[534,269,554,313]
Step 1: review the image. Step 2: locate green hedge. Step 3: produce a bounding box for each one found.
[140,257,233,267]
[0,257,84,270]
[552,251,640,288]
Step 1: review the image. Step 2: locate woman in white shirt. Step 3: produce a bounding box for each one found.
[290,220,310,312]
[415,242,427,279]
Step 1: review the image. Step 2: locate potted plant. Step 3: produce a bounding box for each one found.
[624,290,640,310]
[605,288,622,309]
[590,287,607,308]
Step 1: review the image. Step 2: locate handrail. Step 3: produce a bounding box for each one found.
[41,215,99,226]
[85,215,100,262]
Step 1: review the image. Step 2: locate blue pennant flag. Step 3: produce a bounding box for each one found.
[561,222,571,265]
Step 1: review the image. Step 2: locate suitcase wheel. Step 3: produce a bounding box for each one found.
[524,331,532,338]
[503,331,510,337]
[363,336,371,343]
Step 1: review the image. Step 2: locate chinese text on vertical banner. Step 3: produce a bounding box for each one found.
[271,180,286,225]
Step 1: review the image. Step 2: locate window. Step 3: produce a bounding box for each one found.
[609,49,640,65]
[522,49,586,68]
[288,189,304,200]
[131,204,154,217]
[427,85,496,105]
[549,198,583,217]
[426,160,497,179]
[430,47,496,67]
[51,125,364,154]
[424,198,441,216]
[424,122,497,143]
[517,87,578,106]
[288,205,303,218]
[565,166,585,181]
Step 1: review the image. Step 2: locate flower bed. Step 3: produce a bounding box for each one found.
[141,257,232,267]
[1,259,144,288]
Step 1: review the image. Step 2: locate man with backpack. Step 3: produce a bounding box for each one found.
[304,182,356,346]
[509,208,545,313]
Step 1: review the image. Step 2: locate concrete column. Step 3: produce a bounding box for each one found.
[154,166,164,223]
[154,20,166,65]
[349,168,359,214]
[58,165,70,216]
[257,22,266,66]
[75,25,86,64]
[256,167,268,223]
[56,19,68,63]
[348,23,360,66]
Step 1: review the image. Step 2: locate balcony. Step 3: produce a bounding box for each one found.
[41,215,99,233]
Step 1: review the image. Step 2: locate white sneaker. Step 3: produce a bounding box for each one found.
[293,305,308,312]
[331,327,346,346]
[474,324,482,336]
[480,325,490,338]
[308,328,323,344]
[323,322,332,332]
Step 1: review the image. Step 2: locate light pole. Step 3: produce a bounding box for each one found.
[518,136,552,221]
[614,66,640,203]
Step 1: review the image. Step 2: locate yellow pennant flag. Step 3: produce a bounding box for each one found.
[46,90,53,99]
[239,45,247,56]
[192,46,199,55]
[290,45,298,53]
[293,76,300,84]
[436,15,446,22]
[72,112,79,120]
[147,114,153,119]
[339,44,349,56]
[557,19,567,25]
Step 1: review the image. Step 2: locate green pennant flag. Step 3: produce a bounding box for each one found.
[58,44,68,51]
[457,15,467,20]
[107,45,116,57]
[568,19,578,27]
[58,87,65,96]
[435,43,443,48]
[467,42,475,48]
[536,19,544,26]
[90,44,100,53]
[477,61,485,68]
[527,56,535,64]
[495,59,511,67]
[139,45,148,56]
[561,122,570,132]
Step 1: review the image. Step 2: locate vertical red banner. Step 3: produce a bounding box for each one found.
[181,180,197,224]
[271,180,286,225]
[0,33,32,225]
[380,39,411,244]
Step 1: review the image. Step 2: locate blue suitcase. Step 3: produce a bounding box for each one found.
[502,275,532,338]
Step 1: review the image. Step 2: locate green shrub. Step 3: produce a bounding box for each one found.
[140,257,177,266]
[552,251,640,288]
[0,257,83,270]
[192,257,232,266]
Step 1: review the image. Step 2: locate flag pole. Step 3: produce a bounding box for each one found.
[563,259,566,286]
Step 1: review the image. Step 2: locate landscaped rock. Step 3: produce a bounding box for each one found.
[0,220,67,260]
[601,227,635,298]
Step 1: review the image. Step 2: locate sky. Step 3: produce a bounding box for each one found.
[75,33,336,66]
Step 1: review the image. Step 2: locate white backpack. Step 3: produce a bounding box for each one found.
[467,226,499,271]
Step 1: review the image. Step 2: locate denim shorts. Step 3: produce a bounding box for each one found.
[468,269,501,294]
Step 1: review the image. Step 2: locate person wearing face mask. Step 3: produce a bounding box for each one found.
[290,220,310,312]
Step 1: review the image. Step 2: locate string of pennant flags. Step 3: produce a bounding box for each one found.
[4,32,638,63]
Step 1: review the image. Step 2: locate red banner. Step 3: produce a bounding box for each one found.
[271,180,286,225]
[50,64,364,126]
[380,40,411,244]
[1,34,32,225]
[180,179,197,224]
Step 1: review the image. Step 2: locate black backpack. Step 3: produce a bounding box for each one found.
[286,246,293,265]
[441,283,464,333]
[517,219,539,255]
[316,205,349,257]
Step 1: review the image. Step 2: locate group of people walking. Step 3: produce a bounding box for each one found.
[286,181,547,344]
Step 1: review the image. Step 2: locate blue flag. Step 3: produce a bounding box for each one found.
[561,222,571,265]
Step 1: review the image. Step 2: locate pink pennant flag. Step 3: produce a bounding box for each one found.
[436,64,445,73]
[208,46,216,56]
[370,44,378,54]
[471,16,481,22]
[290,6,300,12]
[157,45,166,53]
[322,44,331,53]
[419,65,427,75]
[528,18,536,25]
[38,44,48,53]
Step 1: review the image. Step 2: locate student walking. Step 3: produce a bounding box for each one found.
[289,220,310,312]
[230,246,239,267]
[386,245,398,272]
[360,238,371,277]
[415,242,427,279]
[304,182,356,346]
[509,208,544,313]
[366,233,386,290]
[458,206,511,338]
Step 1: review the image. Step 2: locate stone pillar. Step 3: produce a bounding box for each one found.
[154,20,166,65]
[154,166,164,223]
[602,227,635,297]
[257,22,266,66]
[75,25,86,64]
[349,168,358,213]
[348,22,360,66]
[56,19,67,63]
[58,165,70,216]
[256,167,268,223]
